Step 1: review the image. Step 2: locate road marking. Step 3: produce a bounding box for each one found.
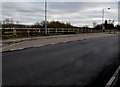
[105,65,120,87]
[33,45,44,47]
[10,48,25,51]
[106,77,115,86]
[50,43,56,45]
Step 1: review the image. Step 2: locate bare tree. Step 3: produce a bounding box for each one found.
[0,21,1,25]
[3,18,14,24]
[16,21,20,25]
[93,21,97,28]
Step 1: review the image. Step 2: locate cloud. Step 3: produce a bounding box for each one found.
[1,2,118,27]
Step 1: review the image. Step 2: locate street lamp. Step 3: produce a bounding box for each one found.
[45,0,47,35]
[102,8,110,30]
[102,9,105,30]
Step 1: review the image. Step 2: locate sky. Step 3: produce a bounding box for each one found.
[1,0,119,27]
[1,0,120,2]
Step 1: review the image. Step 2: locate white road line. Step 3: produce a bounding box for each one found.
[106,77,115,86]
[105,65,120,87]
[50,43,56,45]
[63,41,69,43]
[33,45,44,47]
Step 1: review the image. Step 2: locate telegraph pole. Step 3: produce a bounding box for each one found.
[45,0,47,35]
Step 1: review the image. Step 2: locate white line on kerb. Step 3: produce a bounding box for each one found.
[33,45,44,47]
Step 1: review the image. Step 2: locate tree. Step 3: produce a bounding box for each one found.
[104,20,108,29]
[94,20,115,30]
[40,20,49,28]
[115,24,120,30]
[47,21,73,28]
[3,18,14,24]
[34,22,41,28]
[16,21,20,25]
[94,24,102,29]
[93,21,97,28]
[65,23,73,28]
[2,18,14,28]
[0,21,2,28]
[84,25,89,29]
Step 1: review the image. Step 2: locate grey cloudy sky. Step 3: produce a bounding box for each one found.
[1,0,119,27]
[2,0,120,2]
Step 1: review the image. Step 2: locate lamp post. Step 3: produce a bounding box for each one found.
[45,0,47,35]
[102,8,110,30]
[102,9,105,30]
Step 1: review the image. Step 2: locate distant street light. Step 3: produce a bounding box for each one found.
[102,9,105,30]
[102,8,110,30]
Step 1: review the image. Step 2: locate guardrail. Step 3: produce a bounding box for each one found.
[105,66,120,87]
[2,28,117,35]
[1,28,117,39]
[2,28,101,35]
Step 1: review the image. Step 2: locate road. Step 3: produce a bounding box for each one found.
[2,35,120,87]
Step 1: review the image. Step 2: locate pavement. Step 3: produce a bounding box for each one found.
[2,34,119,87]
[2,33,115,52]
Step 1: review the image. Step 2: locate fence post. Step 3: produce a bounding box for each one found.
[13,27,16,36]
[47,28,49,34]
[62,28,64,33]
[68,28,69,33]
[27,29,29,36]
[39,28,41,33]
[55,28,57,33]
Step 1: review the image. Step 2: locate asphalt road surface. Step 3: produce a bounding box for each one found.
[2,35,120,87]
